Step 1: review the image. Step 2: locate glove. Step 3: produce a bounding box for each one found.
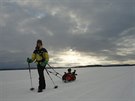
[40,61,48,67]
[27,58,33,63]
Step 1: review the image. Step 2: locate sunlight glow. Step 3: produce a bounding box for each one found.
[56,49,102,67]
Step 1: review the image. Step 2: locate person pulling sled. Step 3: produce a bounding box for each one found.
[62,68,77,82]
[27,39,49,93]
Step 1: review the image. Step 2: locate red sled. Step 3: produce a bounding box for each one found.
[62,69,77,82]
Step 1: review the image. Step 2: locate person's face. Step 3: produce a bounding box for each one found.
[37,43,42,47]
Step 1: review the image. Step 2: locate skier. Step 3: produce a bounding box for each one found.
[27,39,49,93]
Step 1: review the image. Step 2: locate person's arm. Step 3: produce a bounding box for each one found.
[43,52,49,62]
[43,51,49,64]
[40,48,49,66]
[27,52,36,63]
[31,53,36,61]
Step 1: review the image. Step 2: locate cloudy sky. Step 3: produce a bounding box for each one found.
[0,0,135,69]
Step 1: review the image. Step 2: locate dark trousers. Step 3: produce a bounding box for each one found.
[37,64,46,90]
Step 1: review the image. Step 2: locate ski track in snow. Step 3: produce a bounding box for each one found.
[0,66,134,101]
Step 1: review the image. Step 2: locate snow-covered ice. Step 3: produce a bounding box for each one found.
[0,66,134,101]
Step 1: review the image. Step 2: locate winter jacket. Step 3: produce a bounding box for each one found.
[31,48,49,64]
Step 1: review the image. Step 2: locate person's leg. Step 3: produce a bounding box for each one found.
[41,66,46,89]
[37,64,46,92]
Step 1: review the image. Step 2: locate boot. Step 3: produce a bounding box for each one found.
[38,89,43,93]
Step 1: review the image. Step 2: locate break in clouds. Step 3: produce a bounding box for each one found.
[0,0,135,68]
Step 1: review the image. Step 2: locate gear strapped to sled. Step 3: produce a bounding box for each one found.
[47,65,77,83]
[62,69,77,82]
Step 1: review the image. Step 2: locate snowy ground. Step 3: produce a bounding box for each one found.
[0,66,134,101]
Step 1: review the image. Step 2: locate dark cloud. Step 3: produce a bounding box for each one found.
[0,0,135,68]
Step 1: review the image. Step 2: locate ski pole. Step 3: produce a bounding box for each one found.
[47,64,63,76]
[28,62,34,91]
[48,70,62,79]
[44,67,58,89]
